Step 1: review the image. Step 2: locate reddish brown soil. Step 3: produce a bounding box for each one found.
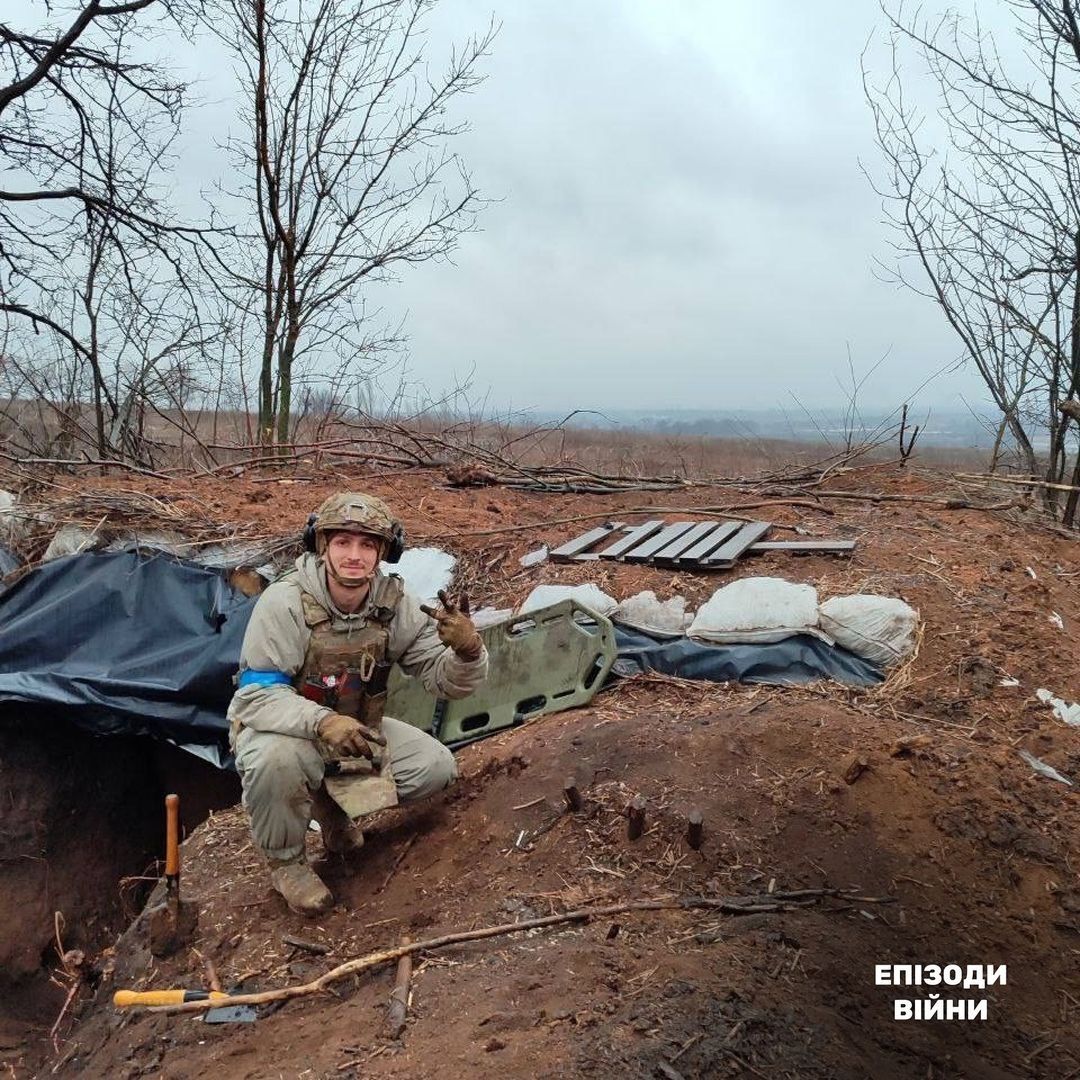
[3,462,1080,1079]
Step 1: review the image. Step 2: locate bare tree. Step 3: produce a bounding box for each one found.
[0,3,207,332]
[208,0,495,446]
[0,5,222,464]
[864,0,1080,523]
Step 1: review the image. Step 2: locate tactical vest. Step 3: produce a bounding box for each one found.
[295,573,404,729]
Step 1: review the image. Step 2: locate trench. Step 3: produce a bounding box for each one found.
[0,713,239,1065]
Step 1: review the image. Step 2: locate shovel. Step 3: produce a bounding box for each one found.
[147,793,198,957]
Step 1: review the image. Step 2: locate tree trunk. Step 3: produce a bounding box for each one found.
[276,327,298,448]
[258,327,275,446]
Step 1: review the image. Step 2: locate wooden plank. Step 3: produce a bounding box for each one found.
[673,520,743,565]
[623,521,696,564]
[748,540,856,554]
[594,520,666,560]
[702,520,772,567]
[550,522,624,562]
[652,520,724,564]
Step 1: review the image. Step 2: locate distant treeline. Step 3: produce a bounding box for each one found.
[525,408,1003,449]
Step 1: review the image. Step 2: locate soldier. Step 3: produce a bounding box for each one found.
[228,492,487,914]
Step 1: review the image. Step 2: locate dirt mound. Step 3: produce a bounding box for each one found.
[40,690,1080,1078]
[0,718,240,1075]
[2,463,1079,1078]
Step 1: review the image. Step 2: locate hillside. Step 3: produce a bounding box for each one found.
[2,460,1079,1079]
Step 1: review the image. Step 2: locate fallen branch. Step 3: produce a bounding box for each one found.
[952,472,1080,494]
[781,488,1016,511]
[128,889,894,1016]
[377,833,417,893]
[0,451,172,480]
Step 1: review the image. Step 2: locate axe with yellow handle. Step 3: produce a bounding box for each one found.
[114,989,231,1007]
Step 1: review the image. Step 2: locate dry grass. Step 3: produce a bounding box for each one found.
[0,398,993,479]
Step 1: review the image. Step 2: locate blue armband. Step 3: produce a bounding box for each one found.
[237,669,292,689]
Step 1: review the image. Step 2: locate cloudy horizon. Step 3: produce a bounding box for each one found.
[5,1,1015,419]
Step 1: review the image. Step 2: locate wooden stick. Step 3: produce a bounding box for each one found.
[953,472,1080,493]
[282,935,330,956]
[627,796,647,841]
[204,959,222,993]
[131,889,894,1016]
[377,834,417,893]
[383,936,413,1039]
[563,778,583,812]
[49,981,79,1050]
[686,810,704,851]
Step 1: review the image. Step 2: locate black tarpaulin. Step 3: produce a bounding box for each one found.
[0,551,883,771]
[611,625,884,686]
[0,550,252,765]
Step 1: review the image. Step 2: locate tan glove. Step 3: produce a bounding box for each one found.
[317,712,387,759]
[420,589,483,661]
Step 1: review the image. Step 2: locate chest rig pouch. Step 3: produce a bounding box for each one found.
[296,574,404,819]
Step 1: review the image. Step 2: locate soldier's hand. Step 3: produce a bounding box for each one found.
[420,589,483,661]
[317,712,387,759]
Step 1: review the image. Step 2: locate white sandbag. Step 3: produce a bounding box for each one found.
[818,594,919,667]
[43,524,105,561]
[472,607,514,629]
[0,490,29,547]
[688,577,824,644]
[519,583,618,616]
[612,590,690,638]
[385,546,456,601]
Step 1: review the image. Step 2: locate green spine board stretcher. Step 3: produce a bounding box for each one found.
[385,599,616,745]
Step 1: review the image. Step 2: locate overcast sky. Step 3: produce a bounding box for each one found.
[10,1,1006,418]
[366,0,998,416]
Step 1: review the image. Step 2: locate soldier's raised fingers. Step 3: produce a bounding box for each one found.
[459,592,471,616]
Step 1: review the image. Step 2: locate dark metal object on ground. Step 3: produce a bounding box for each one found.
[550,518,856,571]
[622,521,696,564]
[686,809,704,850]
[204,1003,258,1024]
[653,521,726,564]
[703,521,772,567]
[201,964,258,1023]
[749,540,856,554]
[627,796,646,841]
[673,521,743,566]
[599,520,665,559]
[148,794,198,958]
[549,522,624,561]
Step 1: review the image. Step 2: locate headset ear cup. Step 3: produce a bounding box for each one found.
[303,514,318,553]
[385,522,405,563]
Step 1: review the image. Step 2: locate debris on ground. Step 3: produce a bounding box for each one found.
[0,461,1078,1079]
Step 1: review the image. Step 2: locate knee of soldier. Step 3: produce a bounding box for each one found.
[236,731,316,799]
[400,741,458,801]
[431,742,459,790]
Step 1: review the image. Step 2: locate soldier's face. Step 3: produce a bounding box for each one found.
[326,531,382,581]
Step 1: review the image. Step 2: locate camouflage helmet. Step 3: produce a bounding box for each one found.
[310,492,403,559]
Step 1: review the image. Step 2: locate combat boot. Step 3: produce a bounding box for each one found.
[268,857,333,916]
[312,785,365,857]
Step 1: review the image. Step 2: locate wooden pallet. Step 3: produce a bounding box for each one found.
[550,518,855,570]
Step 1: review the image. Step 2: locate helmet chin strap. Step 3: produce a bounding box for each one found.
[323,558,373,590]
